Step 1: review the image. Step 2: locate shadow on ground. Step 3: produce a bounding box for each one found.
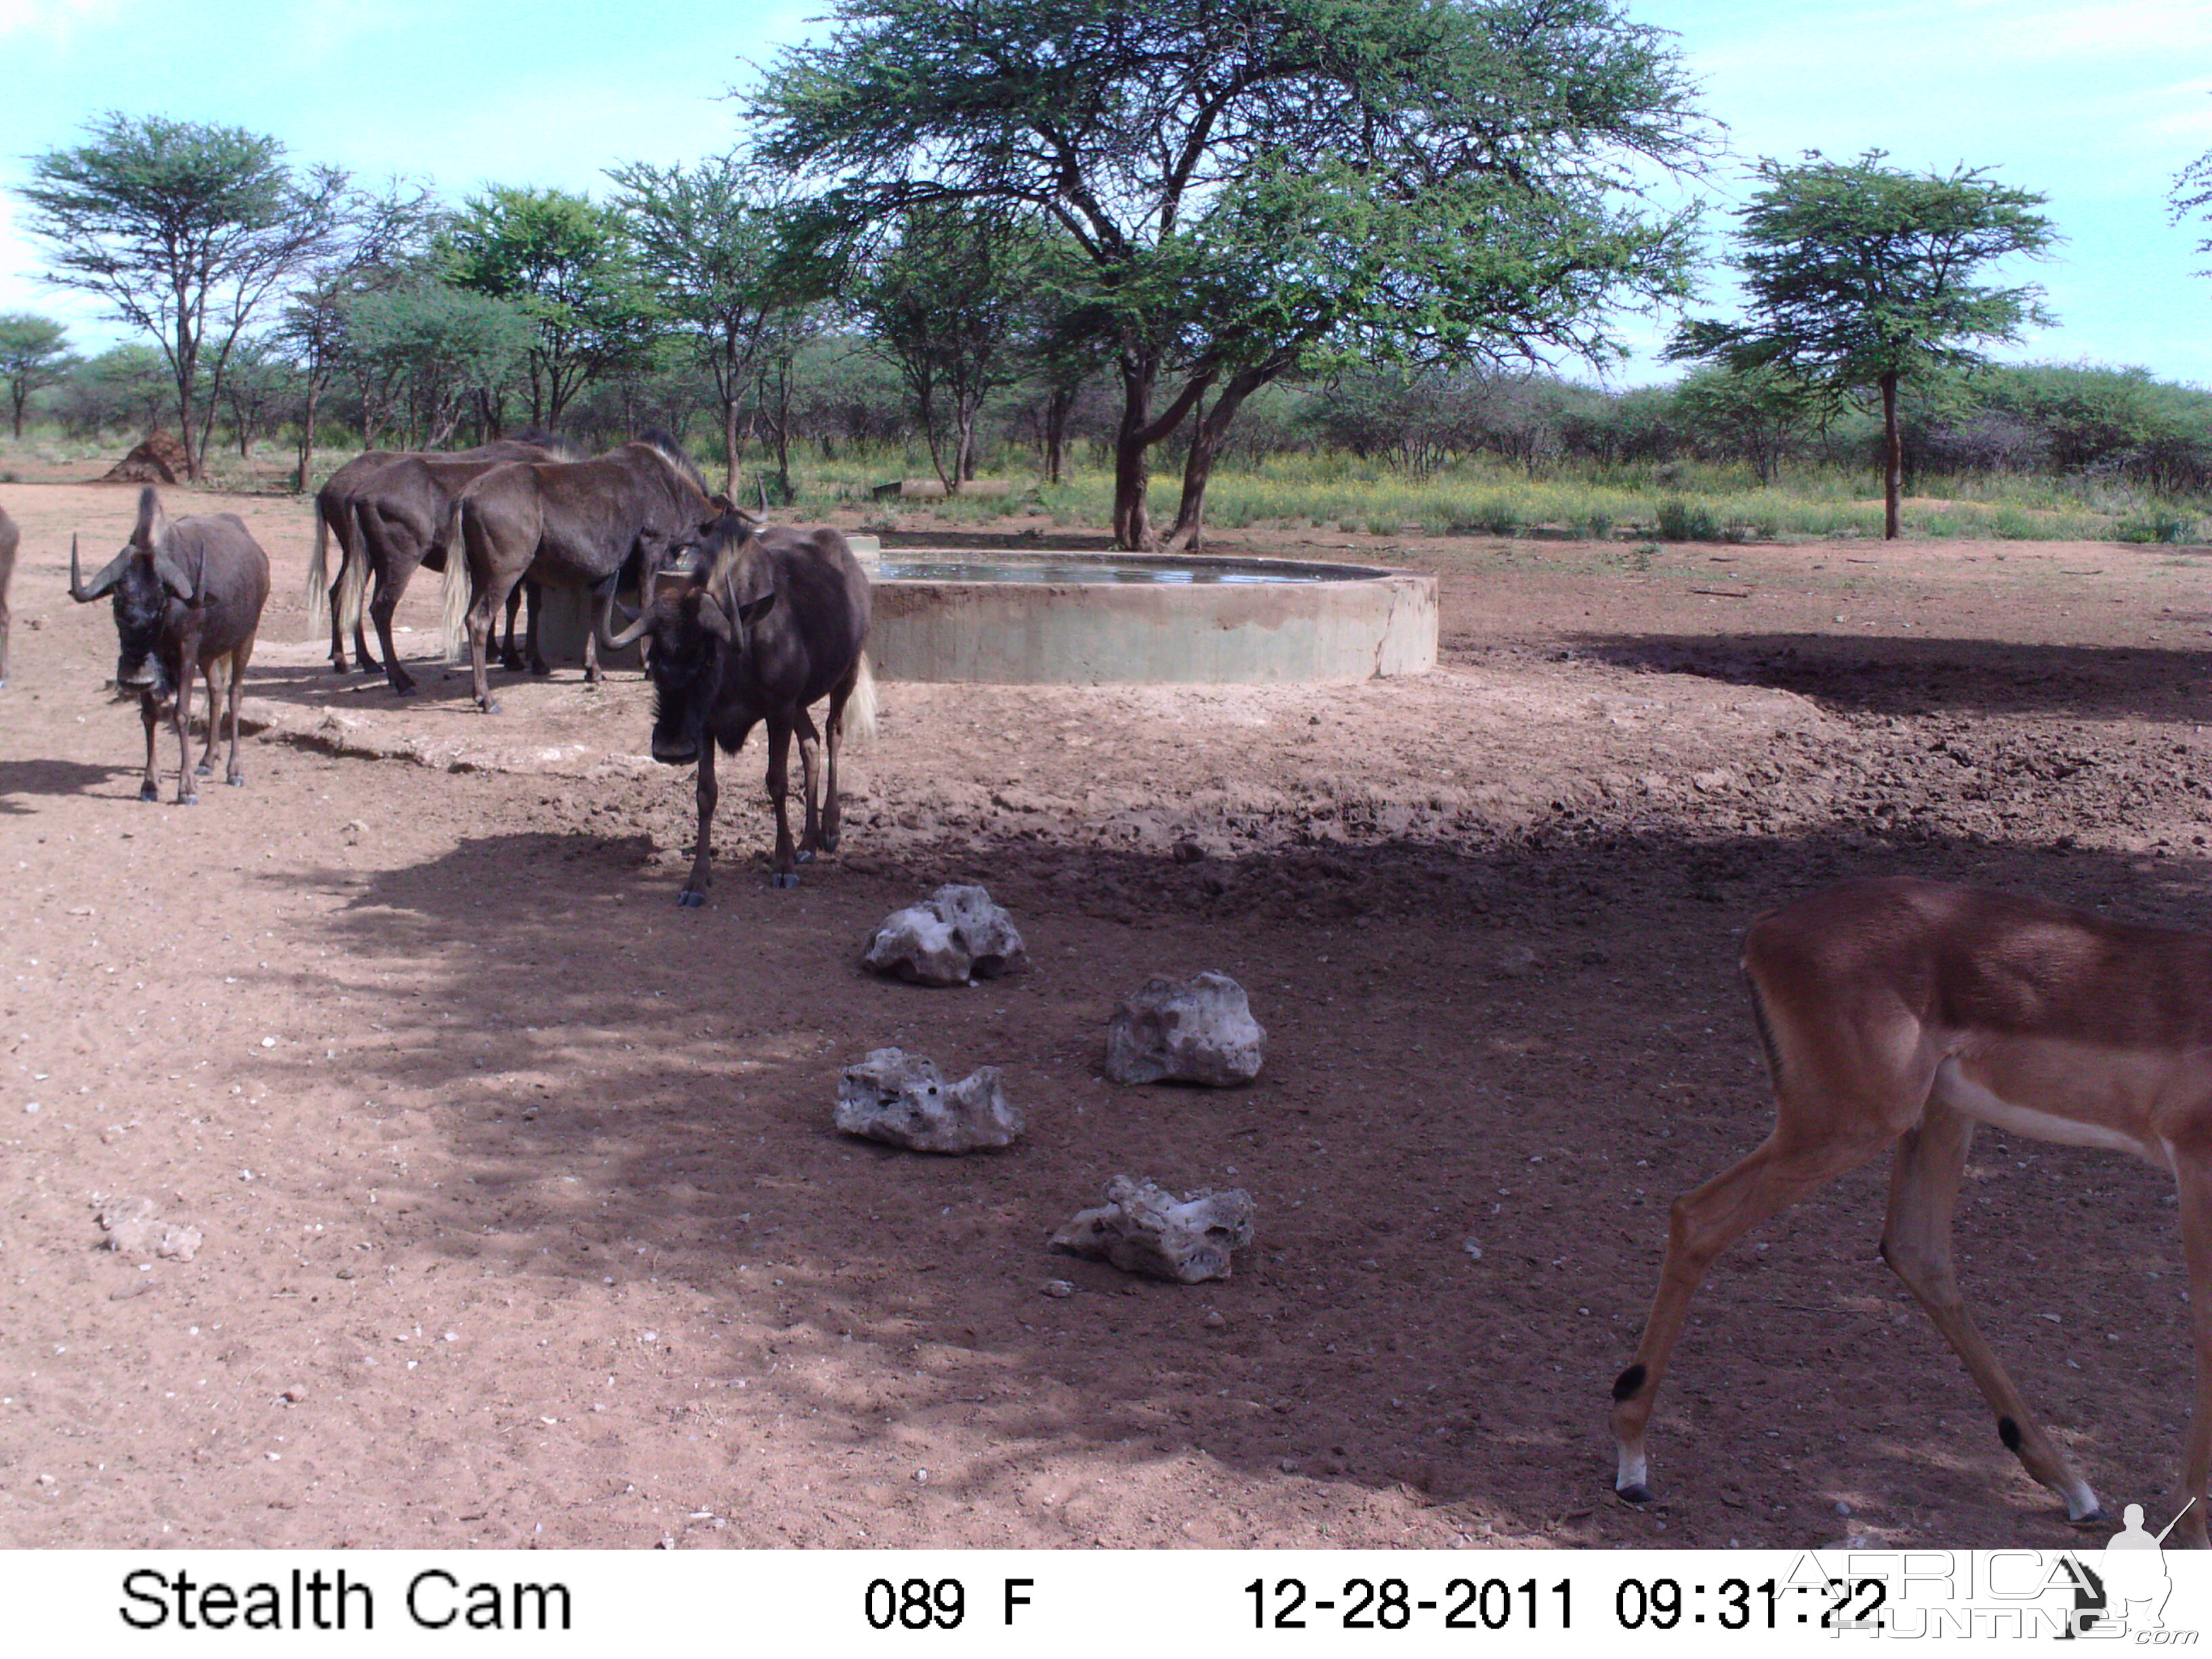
[247,806,2209,1547]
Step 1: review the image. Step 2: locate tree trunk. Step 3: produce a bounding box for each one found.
[295,380,319,493]
[1163,367,1269,553]
[1111,354,1214,551]
[722,395,740,498]
[1043,387,1071,487]
[1881,371,1902,541]
[9,387,24,439]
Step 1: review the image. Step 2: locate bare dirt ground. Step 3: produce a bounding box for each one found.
[6,467,2212,1553]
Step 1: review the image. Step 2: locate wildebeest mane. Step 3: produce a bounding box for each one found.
[507,427,588,461]
[636,428,708,499]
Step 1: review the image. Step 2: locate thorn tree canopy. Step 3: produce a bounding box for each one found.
[0,314,77,439]
[747,0,1711,550]
[441,187,661,430]
[1668,150,2057,539]
[19,113,348,480]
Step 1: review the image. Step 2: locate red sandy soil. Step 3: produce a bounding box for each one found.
[4,468,2211,1551]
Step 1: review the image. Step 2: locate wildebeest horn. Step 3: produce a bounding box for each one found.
[596,585,655,652]
[68,533,132,603]
[696,592,733,642]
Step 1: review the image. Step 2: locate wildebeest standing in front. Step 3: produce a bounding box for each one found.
[445,434,731,712]
[68,488,270,804]
[0,504,17,687]
[306,436,565,675]
[600,514,872,901]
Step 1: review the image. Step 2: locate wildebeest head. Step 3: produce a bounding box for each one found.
[600,525,773,767]
[69,488,198,701]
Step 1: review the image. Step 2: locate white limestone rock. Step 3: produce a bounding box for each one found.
[862,884,1027,987]
[1104,971,1265,1085]
[1049,1176,1256,1284]
[835,1048,1024,1153]
[94,1195,202,1262]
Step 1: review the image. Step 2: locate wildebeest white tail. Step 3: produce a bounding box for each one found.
[843,651,878,747]
[305,509,330,642]
[335,504,370,649]
[438,495,471,663]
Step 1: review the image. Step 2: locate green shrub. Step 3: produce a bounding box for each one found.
[1656,499,1721,541]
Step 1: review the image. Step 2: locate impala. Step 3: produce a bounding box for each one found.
[1611,876,2212,1543]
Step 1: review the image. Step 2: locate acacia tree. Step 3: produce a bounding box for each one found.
[609,156,832,494]
[342,279,534,449]
[1669,150,2057,539]
[18,114,348,479]
[857,204,1041,492]
[0,314,77,437]
[751,0,1706,549]
[441,187,660,429]
[275,181,432,489]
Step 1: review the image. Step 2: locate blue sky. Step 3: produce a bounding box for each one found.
[2,0,2209,388]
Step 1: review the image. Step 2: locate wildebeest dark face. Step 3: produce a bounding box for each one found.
[110,559,173,699]
[636,579,775,766]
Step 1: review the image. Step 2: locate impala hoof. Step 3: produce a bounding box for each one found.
[2067,1506,2106,1528]
[676,890,706,909]
[771,872,802,889]
[1614,1483,1654,1506]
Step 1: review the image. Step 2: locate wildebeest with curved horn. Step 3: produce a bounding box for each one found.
[69,488,270,804]
[306,434,571,675]
[446,432,732,713]
[600,514,872,901]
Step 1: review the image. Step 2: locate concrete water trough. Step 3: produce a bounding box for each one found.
[520,535,1437,686]
[860,544,1437,684]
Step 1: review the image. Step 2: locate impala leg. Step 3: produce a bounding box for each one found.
[1881,1101,2102,1523]
[1611,1130,1887,1502]
[678,741,716,907]
[766,717,800,886]
[2171,1147,2212,1548]
[794,707,823,859]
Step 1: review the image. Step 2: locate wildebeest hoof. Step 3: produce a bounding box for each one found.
[194,762,213,776]
[1614,1483,1654,1506]
[176,792,199,806]
[821,829,842,853]
[226,773,245,787]
[676,889,707,909]
[2068,1506,2106,1528]
[794,849,815,864]
[771,872,802,889]
[393,684,416,698]
[531,661,552,678]
[481,698,502,715]
[138,781,160,802]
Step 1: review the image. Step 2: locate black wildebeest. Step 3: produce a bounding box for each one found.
[446,434,731,713]
[0,504,17,688]
[599,514,872,901]
[306,436,566,675]
[341,446,581,697]
[68,488,270,804]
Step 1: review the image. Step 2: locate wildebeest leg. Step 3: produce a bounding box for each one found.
[679,741,717,907]
[356,504,424,697]
[467,569,521,714]
[171,640,200,806]
[819,659,859,855]
[525,581,549,676]
[766,716,801,887]
[138,693,161,803]
[499,583,525,672]
[195,659,221,775]
[793,708,823,860]
[224,628,255,785]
